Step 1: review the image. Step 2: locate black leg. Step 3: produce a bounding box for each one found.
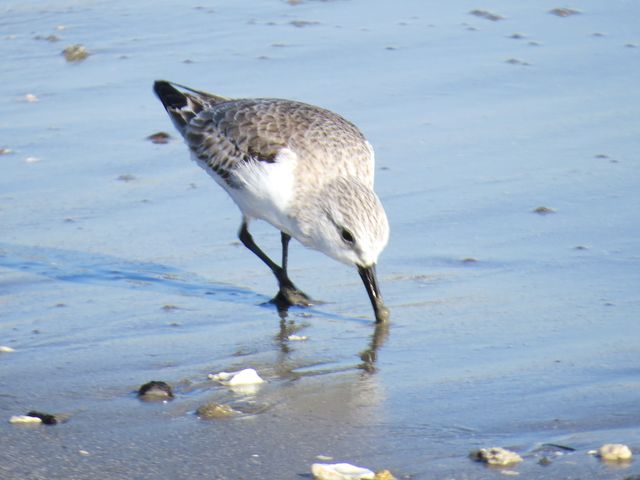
[238,221,281,275]
[281,232,291,275]
[237,221,313,307]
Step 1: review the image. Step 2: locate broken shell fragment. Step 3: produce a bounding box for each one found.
[311,462,375,480]
[208,368,265,386]
[374,470,396,480]
[62,44,89,62]
[196,402,237,419]
[596,443,633,461]
[471,447,523,466]
[10,415,43,424]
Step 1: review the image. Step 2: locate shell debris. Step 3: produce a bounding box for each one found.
[196,402,237,419]
[373,470,396,480]
[594,443,633,461]
[288,334,308,341]
[311,462,375,480]
[62,44,89,62]
[9,415,43,424]
[471,447,523,466]
[208,368,265,386]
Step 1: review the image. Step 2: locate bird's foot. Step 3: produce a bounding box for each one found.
[271,284,314,308]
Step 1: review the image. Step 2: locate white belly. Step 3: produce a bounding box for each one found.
[217,147,299,233]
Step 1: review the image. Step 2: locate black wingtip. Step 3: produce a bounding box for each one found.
[153,80,187,110]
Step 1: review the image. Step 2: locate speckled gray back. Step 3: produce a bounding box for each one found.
[184,98,375,191]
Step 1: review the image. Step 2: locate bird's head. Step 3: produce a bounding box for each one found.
[297,178,390,322]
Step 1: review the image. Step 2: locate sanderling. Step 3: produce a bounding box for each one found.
[153,80,390,322]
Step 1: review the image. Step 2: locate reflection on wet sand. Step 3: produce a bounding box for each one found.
[274,304,390,373]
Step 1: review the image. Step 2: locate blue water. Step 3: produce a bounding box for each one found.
[1,1,639,478]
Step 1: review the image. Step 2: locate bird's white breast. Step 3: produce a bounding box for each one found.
[227,147,298,232]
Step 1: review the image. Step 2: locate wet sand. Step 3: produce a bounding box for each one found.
[1,1,639,478]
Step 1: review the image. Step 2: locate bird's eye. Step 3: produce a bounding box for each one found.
[339,227,355,245]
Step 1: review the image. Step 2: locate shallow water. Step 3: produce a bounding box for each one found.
[1,1,639,479]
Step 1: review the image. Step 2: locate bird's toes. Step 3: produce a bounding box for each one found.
[272,286,315,307]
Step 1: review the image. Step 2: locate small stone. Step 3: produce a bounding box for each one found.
[196,402,236,419]
[117,174,136,182]
[471,447,523,466]
[0,346,15,353]
[597,443,633,461]
[62,44,89,62]
[533,206,555,215]
[549,8,581,17]
[9,415,42,424]
[138,380,173,400]
[469,9,504,21]
[34,34,61,42]
[311,462,375,480]
[289,20,320,28]
[26,411,58,425]
[147,131,171,144]
[505,58,530,66]
[79,450,90,456]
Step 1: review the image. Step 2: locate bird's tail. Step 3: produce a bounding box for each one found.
[153,80,228,134]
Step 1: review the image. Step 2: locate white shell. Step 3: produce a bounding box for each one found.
[287,335,308,341]
[208,368,265,386]
[311,463,375,480]
[597,444,633,461]
[9,415,42,424]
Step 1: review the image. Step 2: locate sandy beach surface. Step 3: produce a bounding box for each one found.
[1,1,639,479]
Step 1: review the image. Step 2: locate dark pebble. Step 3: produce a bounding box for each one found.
[533,206,555,215]
[138,380,173,400]
[26,410,58,425]
[147,132,171,144]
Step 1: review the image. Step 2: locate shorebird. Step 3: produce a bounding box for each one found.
[153,81,390,322]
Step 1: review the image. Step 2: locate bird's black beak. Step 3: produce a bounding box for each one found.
[358,264,390,323]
